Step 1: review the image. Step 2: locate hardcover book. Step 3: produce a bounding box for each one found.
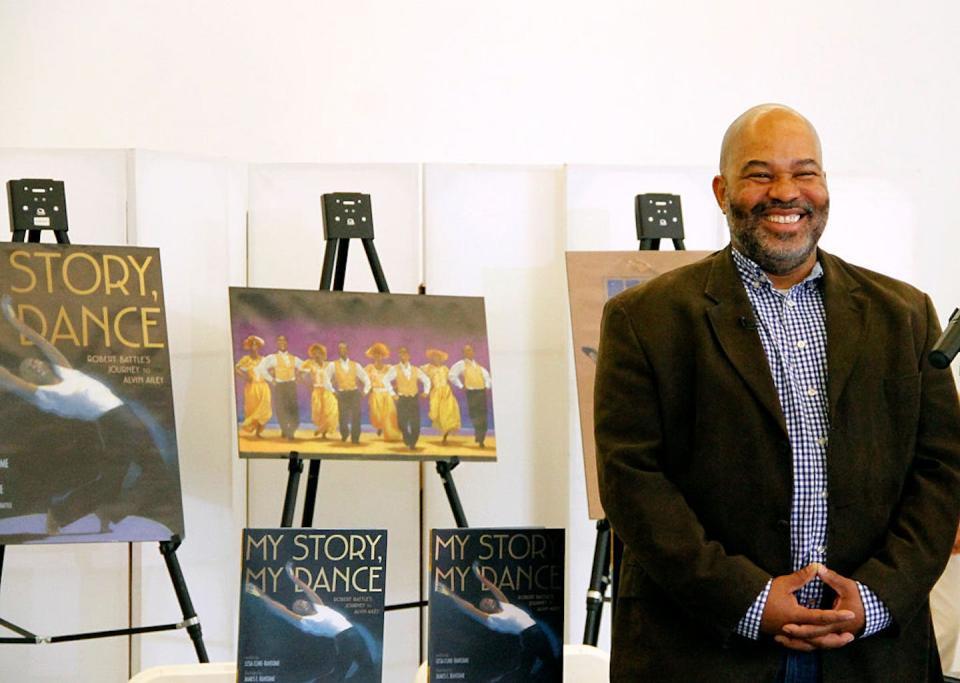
[0,243,184,543]
[429,527,564,682]
[238,527,387,683]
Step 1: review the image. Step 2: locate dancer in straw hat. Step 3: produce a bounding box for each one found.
[300,343,338,439]
[422,348,461,445]
[235,335,272,437]
[364,342,401,442]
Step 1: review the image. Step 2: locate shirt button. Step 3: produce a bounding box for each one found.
[787,300,796,308]
[820,490,828,499]
[796,340,807,349]
[752,280,761,288]
[806,387,818,397]
[817,436,828,447]
[816,545,827,554]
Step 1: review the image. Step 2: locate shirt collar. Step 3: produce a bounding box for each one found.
[731,247,823,293]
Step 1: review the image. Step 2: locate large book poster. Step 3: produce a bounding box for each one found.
[238,528,387,683]
[229,288,496,461]
[0,243,185,544]
[566,250,710,519]
[0,243,184,544]
[429,528,564,683]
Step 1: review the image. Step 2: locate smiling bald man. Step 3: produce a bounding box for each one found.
[595,104,960,682]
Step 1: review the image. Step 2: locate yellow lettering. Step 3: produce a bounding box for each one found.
[127,255,153,296]
[102,254,130,295]
[81,306,111,347]
[16,305,46,345]
[9,251,36,293]
[34,252,62,294]
[62,252,102,296]
[140,307,164,349]
[50,306,81,346]
[113,307,140,348]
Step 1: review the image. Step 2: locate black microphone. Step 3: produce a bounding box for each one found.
[739,316,757,330]
[929,308,960,369]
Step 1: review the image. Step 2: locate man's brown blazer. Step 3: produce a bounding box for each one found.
[595,246,960,682]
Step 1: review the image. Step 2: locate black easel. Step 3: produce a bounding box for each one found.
[582,518,612,645]
[279,193,468,530]
[582,194,687,647]
[0,206,207,661]
[635,192,685,251]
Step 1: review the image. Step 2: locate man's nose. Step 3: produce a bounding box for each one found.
[768,175,800,202]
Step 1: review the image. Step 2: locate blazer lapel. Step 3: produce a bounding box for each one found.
[818,250,869,421]
[705,249,787,435]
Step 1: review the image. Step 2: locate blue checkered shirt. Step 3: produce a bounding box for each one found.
[730,248,892,640]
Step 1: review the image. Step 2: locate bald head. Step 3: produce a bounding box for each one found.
[711,104,830,286]
[718,104,822,177]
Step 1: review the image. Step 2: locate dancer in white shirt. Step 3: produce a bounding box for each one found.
[260,335,303,440]
[435,562,560,680]
[449,345,493,448]
[0,294,178,536]
[323,342,372,444]
[382,346,430,450]
[245,561,375,680]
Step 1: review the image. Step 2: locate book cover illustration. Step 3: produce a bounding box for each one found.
[229,288,496,462]
[429,528,564,682]
[0,243,184,544]
[238,528,387,683]
[565,250,709,518]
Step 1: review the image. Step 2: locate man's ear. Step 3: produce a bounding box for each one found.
[711,175,727,213]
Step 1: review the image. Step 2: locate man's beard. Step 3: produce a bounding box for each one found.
[726,196,829,276]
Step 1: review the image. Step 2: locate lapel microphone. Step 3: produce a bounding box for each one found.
[930,308,960,369]
[739,316,758,330]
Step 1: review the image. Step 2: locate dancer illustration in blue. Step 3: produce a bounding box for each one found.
[245,561,377,681]
[436,562,560,681]
[0,294,178,536]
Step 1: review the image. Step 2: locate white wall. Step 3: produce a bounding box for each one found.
[3,1,956,300]
[1,1,960,680]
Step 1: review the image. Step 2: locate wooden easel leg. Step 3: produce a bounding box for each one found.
[158,536,208,663]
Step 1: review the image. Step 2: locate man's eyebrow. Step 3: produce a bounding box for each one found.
[739,159,822,173]
[739,160,770,173]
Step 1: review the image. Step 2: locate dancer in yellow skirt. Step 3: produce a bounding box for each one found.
[301,343,339,439]
[422,348,461,444]
[364,342,402,442]
[235,335,272,437]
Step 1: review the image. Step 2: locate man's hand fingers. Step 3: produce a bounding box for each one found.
[785,607,855,627]
[806,632,856,649]
[782,621,849,639]
[817,565,854,595]
[773,635,818,652]
[780,563,821,592]
[775,630,854,651]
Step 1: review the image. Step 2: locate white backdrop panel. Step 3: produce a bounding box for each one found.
[565,165,727,252]
[422,164,569,643]
[246,162,422,681]
[127,150,249,672]
[0,149,130,682]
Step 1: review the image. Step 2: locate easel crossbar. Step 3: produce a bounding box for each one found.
[0,619,189,645]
